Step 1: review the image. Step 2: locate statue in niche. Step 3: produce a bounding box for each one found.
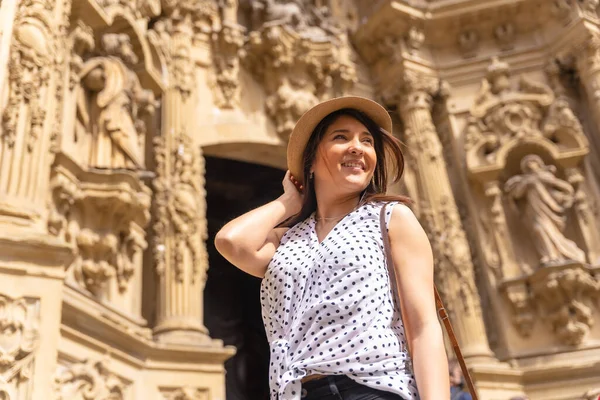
[76,33,155,170]
[504,154,586,266]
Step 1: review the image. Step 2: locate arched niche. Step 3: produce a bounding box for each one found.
[95,13,164,94]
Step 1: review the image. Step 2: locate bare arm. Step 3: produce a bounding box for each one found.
[389,204,449,400]
[214,171,303,278]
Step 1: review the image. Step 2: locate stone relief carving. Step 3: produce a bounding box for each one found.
[151,0,219,101]
[48,154,151,297]
[504,155,585,266]
[0,0,64,218]
[530,266,599,345]
[404,26,424,55]
[69,21,95,92]
[458,29,479,58]
[166,386,209,400]
[465,58,598,345]
[210,22,245,109]
[153,134,208,283]
[54,358,126,400]
[494,22,515,51]
[465,57,588,169]
[0,295,39,400]
[244,0,357,139]
[96,0,162,19]
[551,0,574,23]
[76,33,156,169]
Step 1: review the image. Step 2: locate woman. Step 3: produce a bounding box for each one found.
[215,96,449,399]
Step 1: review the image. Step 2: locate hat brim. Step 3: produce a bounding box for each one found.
[287,96,392,184]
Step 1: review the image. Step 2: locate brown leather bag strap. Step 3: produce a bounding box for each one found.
[379,203,479,400]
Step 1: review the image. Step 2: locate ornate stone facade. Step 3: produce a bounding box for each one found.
[0,1,599,400]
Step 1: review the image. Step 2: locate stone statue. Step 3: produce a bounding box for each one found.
[76,34,155,169]
[504,154,586,266]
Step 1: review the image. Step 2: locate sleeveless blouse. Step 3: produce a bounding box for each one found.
[260,201,419,399]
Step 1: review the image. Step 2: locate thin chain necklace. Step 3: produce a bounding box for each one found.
[315,192,367,222]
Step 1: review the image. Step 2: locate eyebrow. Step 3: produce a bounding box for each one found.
[329,128,372,136]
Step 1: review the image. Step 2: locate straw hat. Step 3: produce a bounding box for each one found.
[287,96,392,184]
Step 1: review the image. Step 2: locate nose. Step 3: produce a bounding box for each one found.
[348,138,364,154]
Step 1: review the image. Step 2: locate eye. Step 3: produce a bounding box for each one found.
[333,134,346,140]
[362,137,374,145]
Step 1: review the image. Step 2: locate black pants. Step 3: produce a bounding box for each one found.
[301,375,404,400]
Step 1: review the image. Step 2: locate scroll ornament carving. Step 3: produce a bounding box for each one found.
[504,155,585,266]
[54,358,125,400]
[68,21,94,91]
[530,267,599,346]
[580,0,599,16]
[48,156,151,296]
[244,0,357,139]
[465,58,587,170]
[168,387,208,400]
[2,0,57,149]
[152,134,208,282]
[0,295,39,399]
[96,0,162,19]
[210,23,245,109]
[494,22,515,51]
[150,19,194,101]
[458,29,479,58]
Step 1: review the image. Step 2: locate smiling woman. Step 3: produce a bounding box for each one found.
[215,96,450,400]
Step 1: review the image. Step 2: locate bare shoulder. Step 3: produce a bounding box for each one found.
[388,203,429,244]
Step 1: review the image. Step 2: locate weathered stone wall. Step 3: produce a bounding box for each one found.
[0,1,599,399]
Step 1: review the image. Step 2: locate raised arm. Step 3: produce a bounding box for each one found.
[388,203,449,400]
[214,171,303,278]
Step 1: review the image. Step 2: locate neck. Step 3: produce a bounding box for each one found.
[314,186,363,221]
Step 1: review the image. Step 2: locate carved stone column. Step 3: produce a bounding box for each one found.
[391,70,494,360]
[483,180,523,276]
[150,4,216,344]
[566,167,600,265]
[576,35,600,175]
[0,0,70,231]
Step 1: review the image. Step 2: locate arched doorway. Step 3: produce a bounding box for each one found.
[204,155,285,400]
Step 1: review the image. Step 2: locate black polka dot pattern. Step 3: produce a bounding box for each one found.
[260,202,419,399]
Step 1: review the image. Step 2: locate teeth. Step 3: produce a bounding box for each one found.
[342,162,362,168]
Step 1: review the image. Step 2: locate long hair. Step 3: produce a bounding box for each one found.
[281,108,411,228]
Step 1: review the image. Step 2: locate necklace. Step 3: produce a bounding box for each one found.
[315,192,367,222]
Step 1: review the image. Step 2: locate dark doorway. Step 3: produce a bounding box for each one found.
[204,156,284,400]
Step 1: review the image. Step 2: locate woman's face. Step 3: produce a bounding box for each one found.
[311,115,377,195]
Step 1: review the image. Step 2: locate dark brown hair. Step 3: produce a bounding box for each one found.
[281,108,411,227]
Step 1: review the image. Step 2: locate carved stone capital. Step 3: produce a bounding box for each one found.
[503,263,600,346]
[48,153,151,297]
[384,70,441,114]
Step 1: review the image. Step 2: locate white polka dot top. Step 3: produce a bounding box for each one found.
[260,201,419,399]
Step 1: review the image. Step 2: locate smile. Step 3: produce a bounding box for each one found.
[341,161,365,170]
